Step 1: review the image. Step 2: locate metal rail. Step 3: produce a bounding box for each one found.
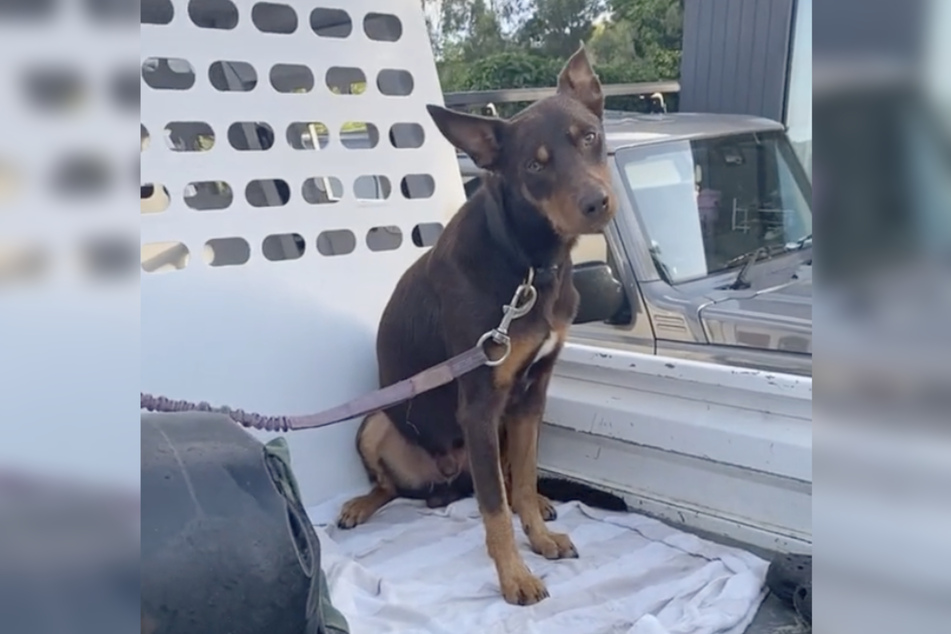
[443,80,680,108]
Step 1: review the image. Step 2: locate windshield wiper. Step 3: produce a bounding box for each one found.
[725,247,769,290]
[786,233,812,251]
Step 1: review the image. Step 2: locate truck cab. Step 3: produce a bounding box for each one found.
[459,112,813,376]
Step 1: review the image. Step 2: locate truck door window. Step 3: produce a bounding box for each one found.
[616,132,812,284]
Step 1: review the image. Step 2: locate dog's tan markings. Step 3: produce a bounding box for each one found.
[493,333,546,389]
[339,412,406,528]
[535,145,550,164]
[568,124,580,140]
[337,485,396,529]
[537,494,557,521]
[506,412,578,560]
[484,508,550,605]
[519,183,582,238]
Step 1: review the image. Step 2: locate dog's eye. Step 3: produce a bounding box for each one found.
[583,131,598,145]
[526,159,543,172]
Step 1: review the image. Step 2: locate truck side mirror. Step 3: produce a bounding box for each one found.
[572,261,630,325]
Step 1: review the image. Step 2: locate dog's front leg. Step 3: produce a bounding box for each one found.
[505,358,578,560]
[458,375,549,606]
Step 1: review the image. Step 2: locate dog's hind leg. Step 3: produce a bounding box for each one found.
[536,494,557,521]
[337,412,398,529]
[337,485,396,529]
[503,452,557,521]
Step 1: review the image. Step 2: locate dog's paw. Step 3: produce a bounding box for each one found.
[529,529,579,560]
[500,565,549,606]
[537,494,557,521]
[336,496,377,529]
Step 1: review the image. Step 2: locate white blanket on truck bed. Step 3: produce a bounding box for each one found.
[307,496,768,634]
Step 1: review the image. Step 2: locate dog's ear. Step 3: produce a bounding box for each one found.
[426,105,506,170]
[557,43,604,119]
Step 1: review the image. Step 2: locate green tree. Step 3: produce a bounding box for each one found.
[609,0,683,78]
[423,0,684,106]
[516,0,607,59]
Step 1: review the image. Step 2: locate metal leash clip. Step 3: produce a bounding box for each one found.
[478,269,538,367]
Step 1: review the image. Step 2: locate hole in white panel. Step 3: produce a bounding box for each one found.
[353,175,391,201]
[141,124,150,151]
[246,179,290,207]
[376,69,413,96]
[302,177,342,204]
[141,241,189,273]
[141,57,196,90]
[52,153,112,198]
[85,0,137,23]
[164,122,215,152]
[0,242,49,286]
[142,0,173,24]
[340,123,378,149]
[0,0,57,21]
[111,68,139,111]
[141,183,170,213]
[22,65,86,113]
[286,122,329,150]
[252,2,297,33]
[317,230,355,256]
[228,122,275,150]
[270,64,314,93]
[412,222,444,247]
[209,61,257,92]
[263,233,304,261]
[364,12,402,42]
[188,0,238,29]
[366,226,402,252]
[400,174,435,199]
[79,235,137,279]
[203,237,250,266]
[325,67,366,95]
[389,123,425,149]
[184,181,233,210]
[310,7,350,38]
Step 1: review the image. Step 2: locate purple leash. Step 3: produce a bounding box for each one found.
[140,346,490,433]
[140,274,538,433]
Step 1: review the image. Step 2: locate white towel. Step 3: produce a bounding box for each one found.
[308,495,767,634]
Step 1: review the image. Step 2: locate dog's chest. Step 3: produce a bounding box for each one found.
[531,330,560,366]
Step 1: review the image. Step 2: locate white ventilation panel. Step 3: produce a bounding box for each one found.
[141,0,466,503]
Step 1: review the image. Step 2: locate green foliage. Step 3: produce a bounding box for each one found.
[428,0,685,109]
[439,51,560,92]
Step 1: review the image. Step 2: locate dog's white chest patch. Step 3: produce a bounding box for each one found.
[532,331,560,366]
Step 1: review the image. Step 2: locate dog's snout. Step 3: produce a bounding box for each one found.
[581,190,610,216]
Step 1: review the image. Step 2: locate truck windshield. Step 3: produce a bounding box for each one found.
[615,131,812,284]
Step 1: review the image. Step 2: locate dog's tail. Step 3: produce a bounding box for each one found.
[537,476,628,512]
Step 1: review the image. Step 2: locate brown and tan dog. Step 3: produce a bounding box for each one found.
[336,45,616,606]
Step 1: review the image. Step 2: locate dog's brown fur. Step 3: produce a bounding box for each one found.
[336,45,616,605]
[337,410,558,529]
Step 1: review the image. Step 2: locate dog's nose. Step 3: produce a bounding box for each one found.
[581,190,610,216]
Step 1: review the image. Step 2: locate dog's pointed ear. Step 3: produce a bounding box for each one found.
[426,105,506,170]
[557,43,604,119]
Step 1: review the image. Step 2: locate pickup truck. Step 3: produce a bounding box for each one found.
[135,5,813,633]
[457,111,814,377]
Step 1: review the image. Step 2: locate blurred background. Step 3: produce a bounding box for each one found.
[0,0,140,633]
[1,0,949,632]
